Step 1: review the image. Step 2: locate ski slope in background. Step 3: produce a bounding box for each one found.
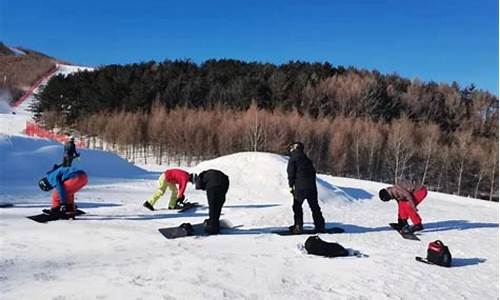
[0,66,498,300]
[0,64,93,136]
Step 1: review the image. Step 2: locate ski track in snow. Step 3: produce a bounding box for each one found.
[0,65,498,300]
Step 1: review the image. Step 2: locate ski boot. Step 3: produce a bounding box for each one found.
[288,224,303,234]
[42,206,60,215]
[391,218,409,231]
[143,201,154,211]
[401,223,424,234]
[60,205,76,220]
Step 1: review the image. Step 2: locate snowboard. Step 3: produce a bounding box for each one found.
[177,202,200,213]
[273,227,345,236]
[389,223,420,241]
[158,219,232,239]
[27,209,86,223]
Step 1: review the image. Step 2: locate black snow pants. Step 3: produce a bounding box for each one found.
[292,188,325,230]
[204,184,229,234]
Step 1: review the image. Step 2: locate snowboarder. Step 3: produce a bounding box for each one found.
[192,169,230,235]
[38,164,88,218]
[379,180,428,233]
[287,141,325,234]
[63,136,80,167]
[143,168,193,211]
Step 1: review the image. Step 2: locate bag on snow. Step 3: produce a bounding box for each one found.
[427,240,452,267]
[304,236,348,257]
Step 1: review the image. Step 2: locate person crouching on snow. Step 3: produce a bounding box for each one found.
[38,164,88,218]
[379,180,428,234]
[192,169,229,235]
[143,168,194,211]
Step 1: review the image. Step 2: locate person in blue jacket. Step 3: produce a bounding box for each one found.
[39,164,88,218]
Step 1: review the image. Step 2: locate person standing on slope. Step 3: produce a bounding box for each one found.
[287,142,325,234]
[63,136,80,167]
[379,180,428,233]
[192,169,230,234]
[143,168,193,211]
[39,164,88,218]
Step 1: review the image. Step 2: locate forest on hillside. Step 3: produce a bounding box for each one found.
[33,59,499,200]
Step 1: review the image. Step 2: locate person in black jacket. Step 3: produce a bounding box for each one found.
[63,136,80,167]
[287,142,325,234]
[192,169,230,234]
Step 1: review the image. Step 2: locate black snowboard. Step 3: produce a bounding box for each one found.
[273,227,345,236]
[27,209,86,223]
[158,219,232,239]
[389,223,420,241]
[177,202,200,213]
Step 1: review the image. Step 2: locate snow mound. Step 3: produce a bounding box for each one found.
[0,135,149,183]
[192,152,353,205]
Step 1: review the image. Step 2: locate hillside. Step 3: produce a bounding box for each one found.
[0,42,58,103]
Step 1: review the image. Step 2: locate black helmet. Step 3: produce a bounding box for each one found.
[189,173,198,184]
[39,177,53,192]
[379,189,392,202]
[288,141,304,153]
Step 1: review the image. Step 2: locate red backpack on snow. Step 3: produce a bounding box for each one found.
[427,240,452,267]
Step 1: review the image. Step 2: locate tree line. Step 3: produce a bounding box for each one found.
[33,59,498,137]
[37,103,497,201]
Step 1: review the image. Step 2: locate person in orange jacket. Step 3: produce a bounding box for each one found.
[143,168,195,211]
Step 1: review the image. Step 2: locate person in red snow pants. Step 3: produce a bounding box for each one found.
[379,180,428,233]
[52,173,88,211]
[397,187,428,225]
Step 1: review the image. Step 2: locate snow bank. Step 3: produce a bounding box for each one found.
[0,135,149,183]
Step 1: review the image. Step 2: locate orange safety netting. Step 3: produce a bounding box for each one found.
[24,121,86,147]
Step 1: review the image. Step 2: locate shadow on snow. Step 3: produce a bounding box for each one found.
[452,257,487,267]
[218,219,499,236]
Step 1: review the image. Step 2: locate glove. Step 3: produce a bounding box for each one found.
[176,195,185,204]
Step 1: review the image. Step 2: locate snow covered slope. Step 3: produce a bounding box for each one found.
[0,65,498,300]
[0,135,149,181]
[0,145,498,300]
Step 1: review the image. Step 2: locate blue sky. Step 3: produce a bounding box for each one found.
[1,0,498,94]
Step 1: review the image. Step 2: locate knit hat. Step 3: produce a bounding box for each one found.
[379,189,392,202]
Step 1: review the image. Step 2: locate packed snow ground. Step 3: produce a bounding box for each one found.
[0,66,498,300]
[0,145,498,300]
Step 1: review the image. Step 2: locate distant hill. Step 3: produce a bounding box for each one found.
[0,43,16,56]
[0,42,59,103]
